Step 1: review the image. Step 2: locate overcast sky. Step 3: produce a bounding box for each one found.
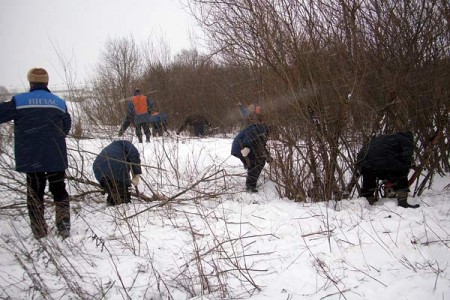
[0,0,201,91]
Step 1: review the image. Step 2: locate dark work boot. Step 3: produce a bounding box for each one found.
[397,191,420,209]
[367,196,378,205]
[246,186,258,193]
[31,221,48,239]
[28,199,48,239]
[398,199,420,209]
[55,198,71,239]
[57,223,71,239]
[106,194,116,206]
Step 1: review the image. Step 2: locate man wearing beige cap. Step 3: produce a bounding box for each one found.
[0,68,72,239]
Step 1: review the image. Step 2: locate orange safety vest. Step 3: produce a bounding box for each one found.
[132,95,148,115]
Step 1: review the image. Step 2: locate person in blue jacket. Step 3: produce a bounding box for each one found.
[118,100,135,136]
[231,121,270,192]
[0,68,72,239]
[93,140,142,206]
[150,111,169,137]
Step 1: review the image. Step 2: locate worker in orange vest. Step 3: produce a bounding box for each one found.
[130,89,153,142]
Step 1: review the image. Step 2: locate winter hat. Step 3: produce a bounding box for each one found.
[27,68,49,83]
[134,89,141,95]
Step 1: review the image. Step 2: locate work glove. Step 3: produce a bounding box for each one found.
[241,147,250,157]
[131,174,141,186]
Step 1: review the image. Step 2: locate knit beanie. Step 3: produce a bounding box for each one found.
[27,68,49,83]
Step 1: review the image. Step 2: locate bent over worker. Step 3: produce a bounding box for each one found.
[93,140,142,206]
[356,131,419,208]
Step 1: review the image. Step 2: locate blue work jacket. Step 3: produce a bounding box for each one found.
[0,86,71,172]
[93,140,142,186]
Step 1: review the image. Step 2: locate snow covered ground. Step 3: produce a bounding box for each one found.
[0,131,449,300]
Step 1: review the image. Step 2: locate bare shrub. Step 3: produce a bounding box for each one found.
[189,0,450,201]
